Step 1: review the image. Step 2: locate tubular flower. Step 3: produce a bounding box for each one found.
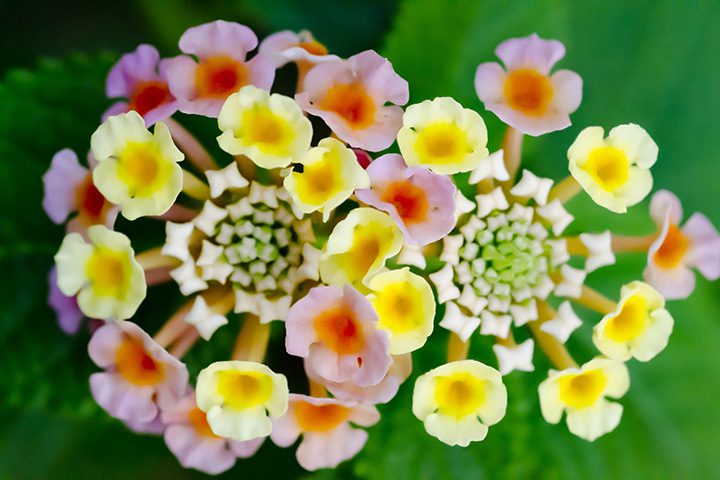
[196,360,289,442]
[296,50,409,151]
[104,44,177,125]
[593,282,674,362]
[397,97,489,175]
[284,137,370,221]
[218,85,312,169]
[539,358,630,441]
[474,33,582,136]
[88,321,189,424]
[355,153,457,245]
[90,111,185,220]
[644,190,720,299]
[161,390,263,475]
[166,20,276,117]
[412,360,507,447]
[259,30,339,68]
[568,124,658,213]
[54,225,146,320]
[319,208,404,287]
[285,285,392,387]
[270,394,380,471]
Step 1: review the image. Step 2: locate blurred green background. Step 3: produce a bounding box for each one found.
[1,0,719,478]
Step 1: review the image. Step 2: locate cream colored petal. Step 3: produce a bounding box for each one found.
[607,123,658,169]
[54,233,93,296]
[424,413,488,447]
[566,399,623,442]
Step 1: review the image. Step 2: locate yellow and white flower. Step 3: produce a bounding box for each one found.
[538,357,629,441]
[397,97,489,175]
[593,281,673,362]
[91,111,184,220]
[196,360,289,442]
[412,360,507,447]
[284,137,369,221]
[217,85,312,169]
[54,225,146,320]
[366,267,435,354]
[568,124,658,213]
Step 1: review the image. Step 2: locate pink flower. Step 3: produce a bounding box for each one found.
[356,154,456,245]
[104,44,178,126]
[295,50,409,151]
[474,33,582,136]
[161,390,263,474]
[166,20,276,117]
[270,394,379,471]
[259,30,339,68]
[48,266,84,335]
[88,321,189,424]
[644,190,720,299]
[285,285,391,387]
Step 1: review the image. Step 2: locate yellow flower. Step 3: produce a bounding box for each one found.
[319,208,404,287]
[217,85,312,169]
[284,137,369,221]
[412,360,507,446]
[196,360,289,441]
[593,281,673,362]
[367,267,435,354]
[54,225,146,320]
[538,357,629,441]
[91,111,184,220]
[568,124,658,213]
[397,97,489,175]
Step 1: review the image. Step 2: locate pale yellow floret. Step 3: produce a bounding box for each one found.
[284,137,369,221]
[397,97,489,175]
[367,267,435,354]
[196,360,289,441]
[593,281,673,362]
[91,111,184,220]
[217,85,312,169]
[54,225,146,320]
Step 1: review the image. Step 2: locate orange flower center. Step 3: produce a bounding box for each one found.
[503,68,554,115]
[381,181,429,225]
[195,56,247,98]
[75,174,107,221]
[653,224,689,269]
[295,401,350,432]
[115,337,164,386]
[320,83,376,129]
[297,40,328,56]
[129,80,172,116]
[188,406,219,438]
[314,306,365,354]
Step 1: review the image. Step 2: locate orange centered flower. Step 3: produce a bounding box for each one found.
[294,401,351,432]
[195,56,248,98]
[320,83,376,129]
[75,174,108,222]
[654,224,689,269]
[115,337,164,386]
[297,40,328,56]
[381,181,429,224]
[188,406,219,438]
[314,306,365,354]
[129,80,172,117]
[503,68,554,115]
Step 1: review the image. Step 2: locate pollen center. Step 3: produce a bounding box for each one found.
[503,68,554,115]
[118,142,164,193]
[86,248,126,296]
[374,284,421,333]
[196,55,247,98]
[320,83,376,129]
[295,157,342,205]
[241,107,295,154]
[434,373,486,418]
[295,402,350,432]
[606,294,648,342]
[216,371,273,409]
[115,337,164,386]
[314,306,365,354]
[559,369,607,409]
[416,122,468,164]
[382,181,429,224]
[583,146,629,192]
[130,80,171,116]
[76,174,107,220]
[653,224,689,269]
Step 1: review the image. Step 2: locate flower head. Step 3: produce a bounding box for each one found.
[356,153,457,245]
[568,124,658,213]
[397,97,489,175]
[593,281,673,362]
[166,20,276,117]
[271,394,379,471]
[284,137,370,221]
[474,33,582,136]
[218,85,312,169]
[91,111,184,220]
[196,360,289,441]
[88,321,188,423]
[54,225,146,320]
[412,360,507,446]
[259,30,338,68]
[296,50,409,151]
[285,285,391,387]
[539,357,629,441]
[644,190,720,299]
[104,44,177,125]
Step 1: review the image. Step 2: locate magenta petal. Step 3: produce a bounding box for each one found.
[683,212,720,280]
[179,20,257,60]
[106,44,162,98]
[47,267,83,335]
[474,62,506,104]
[296,424,367,471]
[165,425,236,474]
[649,190,684,226]
[495,33,565,74]
[42,149,87,224]
[90,372,158,423]
[350,50,409,105]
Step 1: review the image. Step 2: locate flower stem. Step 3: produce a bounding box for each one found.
[165,118,217,172]
[548,175,582,204]
[309,379,328,398]
[531,301,578,369]
[154,300,194,348]
[574,285,617,315]
[153,204,200,223]
[169,328,199,358]
[499,126,523,192]
[232,314,270,363]
[182,170,211,200]
[235,156,257,182]
[611,233,657,253]
[447,333,470,362]
[144,266,173,286]
[135,247,179,270]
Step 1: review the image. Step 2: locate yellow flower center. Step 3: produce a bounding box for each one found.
[314,306,365,354]
[381,181,429,225]
[434,372,486,418]
[583,146,630,192]
[606,294,648,342]
[241,106,296,155]
[320,83,376,129]
[195,55,248,98]
[294,155,342,206]
[373,282,422,334]
[336,226,384,283]
[216,370,273,409]
[415,122,469,165]
[118,141,167,194]
[503,68,554,115]
[115,336,165,386]
[294,401,350,432]
[559,369,607,409]
[86,248,128,297]
[653,224,689,269]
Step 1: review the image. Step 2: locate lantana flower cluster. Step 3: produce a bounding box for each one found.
[43,23,720,473]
